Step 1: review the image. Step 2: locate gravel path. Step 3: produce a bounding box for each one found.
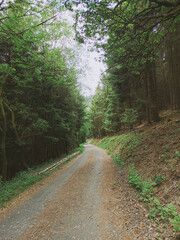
[0,144,159,240]
[0,144,103,240]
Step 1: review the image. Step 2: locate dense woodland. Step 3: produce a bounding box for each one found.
[67,0,180,137]
[1,0,180,181]
[0,0,88,181]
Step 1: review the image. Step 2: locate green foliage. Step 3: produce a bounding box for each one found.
[89,83,121,138]
[161,152,171,161]
[128,165,143,190]
[97,130,180,232]
[163,146,171,152]
[98,136,120,151]
[0,144,84,207]
[113,154,125,168]
[175,129,180,135]
[128,166,179,232]
[69,0,180,127]
[175,151,180,160]
[0,0,88,180]
[149,200,180,231]
[128,165,180,232]
[0,170,44,207]
[129,165,156,201]
[155,175,166,186]
[170,215,180,232]
[32,119,50,133]
[120,108,138,129]
[98,133,142,162]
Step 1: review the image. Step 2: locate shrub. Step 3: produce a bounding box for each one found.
[113,154,125,168]
[129,165,156,202]
[170,215,180,232]
[155,175,166,186]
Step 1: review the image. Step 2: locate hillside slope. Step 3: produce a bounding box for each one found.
[94,113,180,239]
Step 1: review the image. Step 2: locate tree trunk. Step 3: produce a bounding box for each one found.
[174,23,180,109]
[170,46,176,109]
[0,89,8,181]
[151,61,160,122]
[162,59,167,109]
[145,65,152,124]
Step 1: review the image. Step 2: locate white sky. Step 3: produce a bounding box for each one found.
[78,49,106,96]
[60,10,107,97]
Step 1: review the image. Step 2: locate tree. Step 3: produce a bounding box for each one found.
[66,0,180,124]
[89,79,122,138]
[120,109,138,130]
[0,0,87,181]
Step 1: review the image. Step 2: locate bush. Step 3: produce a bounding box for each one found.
[129,165,156,201]
[113,154,125,168]
[170,215,180,232]
[155,175,166,186]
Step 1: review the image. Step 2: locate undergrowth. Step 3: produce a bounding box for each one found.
[0,145,84,208]
[68,143,85,155]
[96,132,180,233]
[0,170,44,208]
[98,132,143,166]
[129,165,180,232]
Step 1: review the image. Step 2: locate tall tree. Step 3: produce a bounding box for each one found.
[66,0,180,124]
[0,0,87,181]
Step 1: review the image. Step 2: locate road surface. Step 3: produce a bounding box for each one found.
[0,144,155,240]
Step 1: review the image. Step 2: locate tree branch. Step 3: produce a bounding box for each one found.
[16,14,58,36]
[0,0,4,7]
[3,100,21,144]
[151,0,180,7]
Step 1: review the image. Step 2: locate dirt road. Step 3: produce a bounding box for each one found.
[0,144,156,240]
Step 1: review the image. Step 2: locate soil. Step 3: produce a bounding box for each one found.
[0,118,179,240]
[96,111,180,240]
[129,116,180,239]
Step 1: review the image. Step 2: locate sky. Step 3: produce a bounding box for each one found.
[78,48,106,96]
[60,10,107,97]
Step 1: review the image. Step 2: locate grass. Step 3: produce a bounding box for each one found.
[97,132,143,167]
[0,144,85,208]
[0,170,44,208]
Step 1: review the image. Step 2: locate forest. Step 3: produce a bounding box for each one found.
[0,0,180,181]
[0,0,88,181]
[73,0,180,138]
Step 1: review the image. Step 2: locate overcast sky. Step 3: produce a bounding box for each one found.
[60,10,107,97]
[78,48,106,96]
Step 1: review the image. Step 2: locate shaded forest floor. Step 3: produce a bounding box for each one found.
[94,110,180,240]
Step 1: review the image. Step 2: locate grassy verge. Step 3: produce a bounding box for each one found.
[68,143,85,155]
[0,144,85,208]
[97,132,143,167]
